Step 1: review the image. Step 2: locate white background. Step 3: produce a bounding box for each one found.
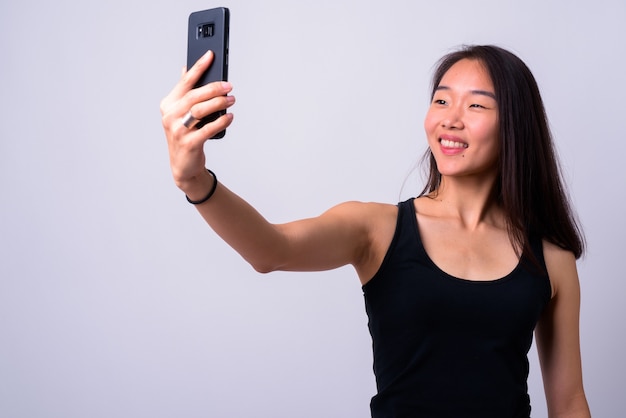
[1,0,624,416]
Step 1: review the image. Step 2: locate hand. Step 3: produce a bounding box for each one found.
[160,50,235,193]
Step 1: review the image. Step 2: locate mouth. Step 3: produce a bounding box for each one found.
[439,138,469,149]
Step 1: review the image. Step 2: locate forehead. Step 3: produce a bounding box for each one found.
[438,58,494,91]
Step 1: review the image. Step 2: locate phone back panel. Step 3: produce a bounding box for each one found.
[187,7,229,88]
[186,7,230,137]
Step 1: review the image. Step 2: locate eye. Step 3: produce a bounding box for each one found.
[433,99,447,105]
[469,103,486,109]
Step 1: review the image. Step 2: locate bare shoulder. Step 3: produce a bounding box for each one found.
[328,201,398,285]
[353,201,398,229]
[321,200,398,230]
[543,240,579,299]
[327,200,397,215]
[327,200,398,242]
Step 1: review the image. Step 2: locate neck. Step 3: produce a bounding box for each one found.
[429,173,501,229]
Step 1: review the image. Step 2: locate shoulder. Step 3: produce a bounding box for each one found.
[319,200,398,248]
[326,200,398,216]
[542,240,579,300]
[322,201,399,230]
[327,201,398,284]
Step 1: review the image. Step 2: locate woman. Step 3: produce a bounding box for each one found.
[160,45,590,417]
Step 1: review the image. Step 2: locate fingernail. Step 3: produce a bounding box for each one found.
[222,81,232,90]
[200,50,213,62]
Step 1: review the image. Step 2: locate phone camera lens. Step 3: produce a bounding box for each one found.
[198,23,215,38]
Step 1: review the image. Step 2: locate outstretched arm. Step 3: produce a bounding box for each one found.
[536,242,591,417]
[160,51,394,280]
[186,181,377,275]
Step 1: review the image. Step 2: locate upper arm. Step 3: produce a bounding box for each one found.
[267,201,397,281]
[535,241,591,417]
[192,179,396,278]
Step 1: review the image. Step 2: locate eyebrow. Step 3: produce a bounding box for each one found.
[435,85,497,100]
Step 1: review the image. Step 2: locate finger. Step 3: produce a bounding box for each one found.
[171,93,234,139]
[168,81,232,125]
[182,81,233,110]
[169,50,215,101]
[181,50,214,87]
[162,80,232,128]
[174,112,233,152]
[196,112,235,140]
[186,92,236,124]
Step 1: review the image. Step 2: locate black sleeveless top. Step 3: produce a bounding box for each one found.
[362,199,551,418]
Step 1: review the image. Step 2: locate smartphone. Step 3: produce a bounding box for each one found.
[187,7,230,138]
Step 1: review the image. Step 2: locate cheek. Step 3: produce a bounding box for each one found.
[471,117,498,145]
[423,112,437,138]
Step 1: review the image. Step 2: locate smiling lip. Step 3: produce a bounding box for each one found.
[439,135,468,155]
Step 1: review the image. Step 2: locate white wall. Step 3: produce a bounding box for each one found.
[1,0,623,416]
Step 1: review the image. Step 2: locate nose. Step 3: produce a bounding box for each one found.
[441,105,464,129]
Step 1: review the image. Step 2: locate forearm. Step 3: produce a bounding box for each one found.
[181,169,286,273]
[547,391,590,417]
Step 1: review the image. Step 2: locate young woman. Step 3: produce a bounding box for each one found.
[160,45,590,417]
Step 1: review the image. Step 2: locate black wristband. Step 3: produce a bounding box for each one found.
[185,169,218,205]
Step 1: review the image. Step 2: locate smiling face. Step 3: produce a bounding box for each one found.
[424,58,500,181]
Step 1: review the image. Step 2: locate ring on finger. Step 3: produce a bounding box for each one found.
[181,110,199,129]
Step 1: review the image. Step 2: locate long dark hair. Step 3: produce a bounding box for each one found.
[420,45,585,260]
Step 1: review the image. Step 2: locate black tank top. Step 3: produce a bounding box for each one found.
[362,198,551,418]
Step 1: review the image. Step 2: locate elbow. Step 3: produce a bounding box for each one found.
[251,263,276,274]
[242,236,288,274]
[247,258,281,274]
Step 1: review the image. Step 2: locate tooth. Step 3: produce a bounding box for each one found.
[440,139,468,148]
